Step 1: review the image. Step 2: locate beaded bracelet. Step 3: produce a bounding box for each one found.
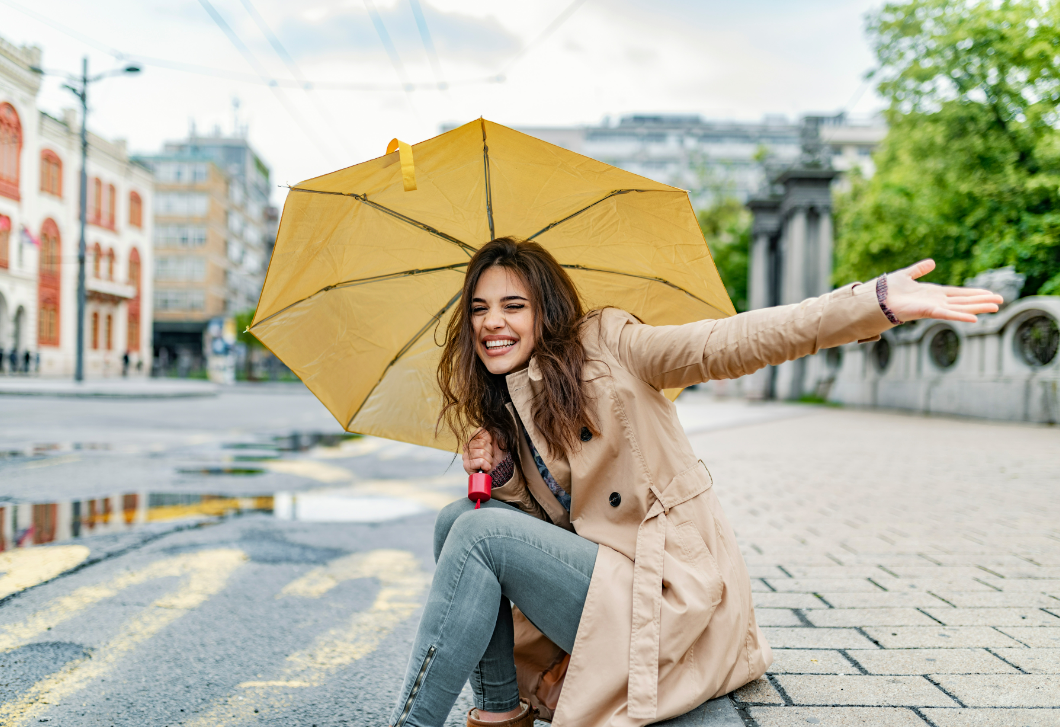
[876,274,902,325]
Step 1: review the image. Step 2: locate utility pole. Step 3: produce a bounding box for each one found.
[36,58,140,381]
[75,57,88,382]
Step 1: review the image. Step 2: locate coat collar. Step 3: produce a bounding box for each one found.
[503,356,543,391]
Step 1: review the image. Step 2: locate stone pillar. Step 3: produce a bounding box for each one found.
[817,209,833,296]
[745,196,782,399]
[781,207,807,305]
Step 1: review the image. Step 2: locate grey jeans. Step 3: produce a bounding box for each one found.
[388,498,598,727]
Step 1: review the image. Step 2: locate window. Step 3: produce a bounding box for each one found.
[154,225,207,248]
[39,220,60,276]
[105,314,113,351]
[128,248,141,289]
[155,192,209,217]
[38,302,58,345]
[40,150,62,197]
[91,311,99,350]
[129,191,142,227]
[0,103,21,200]
[154,289,205,311]
[155,255,206,281]
[0,215,9,269]
[37,219,61,347]
[92,178,102,224]
[106,248,115,280]
[107,184,116,229]
[91,243,102,278]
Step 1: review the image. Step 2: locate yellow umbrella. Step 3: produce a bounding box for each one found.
[249,119,735,451]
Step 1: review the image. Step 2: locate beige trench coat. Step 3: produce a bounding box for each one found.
[488,281,893,727]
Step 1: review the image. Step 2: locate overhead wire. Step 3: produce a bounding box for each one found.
[235,0,360,159]
[196,0,337,163]
[362,0,422,120]
[0,0,500,93]
[408,0,447,91]
[500,0,592,76]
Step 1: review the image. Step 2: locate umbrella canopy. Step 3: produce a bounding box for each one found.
[250,119,735,451]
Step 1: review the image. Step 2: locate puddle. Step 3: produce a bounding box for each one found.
[177,467,266,476]
[0,443,114,461]
[0,486,435,551]
[273,432,361,452]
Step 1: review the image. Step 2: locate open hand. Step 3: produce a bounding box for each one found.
[462,428,503,476]
[885,259,1005,324]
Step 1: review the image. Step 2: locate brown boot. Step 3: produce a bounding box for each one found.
[466,699,537,727]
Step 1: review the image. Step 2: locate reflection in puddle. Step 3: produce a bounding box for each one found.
[0,486,435,552]
[177,467,266,476]
[0,443,114,460]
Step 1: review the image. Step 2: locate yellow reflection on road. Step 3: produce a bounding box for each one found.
[0,545,90,599]
[185,549,428,726]
[0,549,247,727]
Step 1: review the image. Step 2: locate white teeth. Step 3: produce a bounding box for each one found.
[485,340,516,349]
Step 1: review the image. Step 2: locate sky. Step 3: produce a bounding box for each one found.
[1,0,886,208]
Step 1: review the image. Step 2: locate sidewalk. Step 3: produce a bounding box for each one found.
[687,407,1060,726]
[0,377,218,398]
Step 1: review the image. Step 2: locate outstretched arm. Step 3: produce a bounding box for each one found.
[608,259,1003,390]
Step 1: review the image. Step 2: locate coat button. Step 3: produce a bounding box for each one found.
[609,492,621,507]
[580,427,592,442]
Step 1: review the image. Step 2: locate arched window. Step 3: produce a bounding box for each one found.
[0,103,21,201]
[40,219,60,277]
[37,219,61,347]
[105,313,113,351]
[0,214,9,269]
[107,183,116,229]
[128,248,141,290]
[129,191,142,228]
[40,150,62,197]
[91,311,99,350]
[91,242,102,278]
[106,248,115,280]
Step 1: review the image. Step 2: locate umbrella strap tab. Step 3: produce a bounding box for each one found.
[387,138,418,192]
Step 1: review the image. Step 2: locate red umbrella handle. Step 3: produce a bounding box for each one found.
[468,471,492,509]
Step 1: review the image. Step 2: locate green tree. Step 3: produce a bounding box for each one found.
[835,0,1060,295]
[698,199,751,312]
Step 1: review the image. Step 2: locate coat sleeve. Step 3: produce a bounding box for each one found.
[602,281,893,390]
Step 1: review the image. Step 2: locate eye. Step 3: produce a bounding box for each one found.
[505,303,525,311]
[472,306,487,314]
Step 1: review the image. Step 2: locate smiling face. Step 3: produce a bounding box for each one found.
[471,264,537,375]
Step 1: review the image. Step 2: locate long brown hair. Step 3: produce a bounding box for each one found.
[437,237,595,458]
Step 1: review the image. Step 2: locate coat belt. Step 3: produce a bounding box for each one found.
[627,464,713,720]
[627,494,667,720]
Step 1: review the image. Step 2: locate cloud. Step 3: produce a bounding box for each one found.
[276,3,520,68]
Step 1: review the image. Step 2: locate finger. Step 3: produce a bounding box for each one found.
[945,303,1000,314]
[942,286,1002,299]
[927,307,978,323]
[901,259,935,280]
[471,457,492,472]
[942,293,1005,304]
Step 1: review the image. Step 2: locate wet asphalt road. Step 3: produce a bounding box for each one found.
[0,383,799,726]
[0,384,479,726]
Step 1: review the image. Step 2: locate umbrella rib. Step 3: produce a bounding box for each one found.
[527,189,661,240]
[481,119,495,239]
[560,263,727,313]
[346,288,464,431]
[288,186,477,257]
[249,263,469,330]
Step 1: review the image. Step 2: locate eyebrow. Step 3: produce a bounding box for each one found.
[471,295,529,303]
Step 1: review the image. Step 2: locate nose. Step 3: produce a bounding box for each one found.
[483,305,504,331]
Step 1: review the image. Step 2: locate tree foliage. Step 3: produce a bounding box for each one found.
[835,0,1060,295]
[698,199,751,312]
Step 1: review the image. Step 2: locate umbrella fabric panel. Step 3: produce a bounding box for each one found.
[251,268,467,435]
[532,191,735,320]
[254,188,471,325]
[294,120,493,247]
[350,301,460,450]
[484,120,678,240]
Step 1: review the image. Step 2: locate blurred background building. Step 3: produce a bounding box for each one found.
[505,112,885,203]
[0,34,153,379]
[136,122,274,377]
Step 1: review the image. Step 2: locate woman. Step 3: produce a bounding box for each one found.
[389,237,1002,727]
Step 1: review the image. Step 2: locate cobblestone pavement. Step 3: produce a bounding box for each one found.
[689,408,1060,727]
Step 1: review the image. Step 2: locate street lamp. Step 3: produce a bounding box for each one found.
[33,58,140,382]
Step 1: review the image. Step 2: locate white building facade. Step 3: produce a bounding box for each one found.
[0,35,152,378]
